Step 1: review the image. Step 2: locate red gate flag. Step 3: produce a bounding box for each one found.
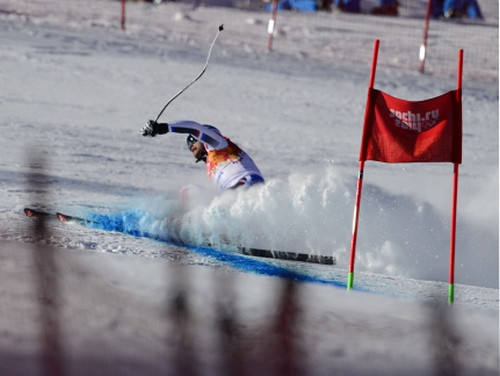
[359,89,462,164]
[348,40,464,303]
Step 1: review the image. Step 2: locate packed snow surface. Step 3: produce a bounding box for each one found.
[0,0,498,375]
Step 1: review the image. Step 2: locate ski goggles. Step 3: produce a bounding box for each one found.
[186,135,197,148]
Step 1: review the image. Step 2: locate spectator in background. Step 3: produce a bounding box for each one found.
[333,0,360,13]
[432,0,483,19]
[334,0,399,15]
[370,0,398,15]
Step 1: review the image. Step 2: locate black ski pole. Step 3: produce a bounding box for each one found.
[154,24,224,122]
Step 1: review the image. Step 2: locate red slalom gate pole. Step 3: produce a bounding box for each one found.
[419,0,432,72]
[267,0,278,50]
[121,0,126,30]
[448,163,459,303]
[448,49,463,303]
[347,40,380,290]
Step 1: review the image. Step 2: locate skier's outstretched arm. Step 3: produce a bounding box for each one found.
[141,120,228,149]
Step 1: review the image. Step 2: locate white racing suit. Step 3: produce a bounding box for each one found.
[167,120,264,191]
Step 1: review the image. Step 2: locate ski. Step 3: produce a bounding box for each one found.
[238,247,334,265]
[24,208,51,218]
[24,207,336,265]
[24,208,93,225]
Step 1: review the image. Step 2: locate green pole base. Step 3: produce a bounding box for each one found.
[448,283,455,303]
[347,272,354,290]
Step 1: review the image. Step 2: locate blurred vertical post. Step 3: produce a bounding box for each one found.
[214,273,244,376]
[121,0,126,31]
[428,301,460,375]
[419,0,432,73]
[166,265,198,376]
[267,0,278,50]
[27,151,64,376]
[273,280,302,376]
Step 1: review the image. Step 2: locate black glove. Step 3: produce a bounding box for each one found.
[141,120,169,137]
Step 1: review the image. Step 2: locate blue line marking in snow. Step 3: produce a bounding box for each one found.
[187,244,346,287]
[83,211,347,288]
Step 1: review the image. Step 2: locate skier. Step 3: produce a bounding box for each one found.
[141,120,265,191]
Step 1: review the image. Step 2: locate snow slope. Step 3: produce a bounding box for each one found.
[1,0,497,288]
[0,0,498,374]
